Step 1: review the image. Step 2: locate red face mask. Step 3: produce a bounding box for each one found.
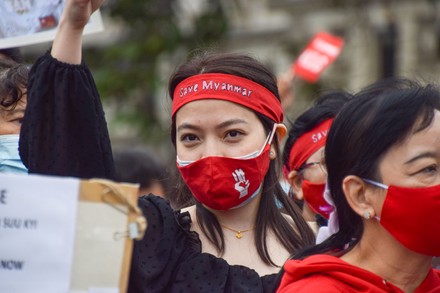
[364,179,440,256]
[301,180,334,219]
[177,132,274,211]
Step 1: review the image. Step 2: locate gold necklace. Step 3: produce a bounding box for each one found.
[220,224,255,239]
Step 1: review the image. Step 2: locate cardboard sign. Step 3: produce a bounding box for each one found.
[293,32,344,83]
[0,174,144,293]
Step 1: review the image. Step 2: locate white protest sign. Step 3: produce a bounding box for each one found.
[0,0,104,49]
[0,173,79,293]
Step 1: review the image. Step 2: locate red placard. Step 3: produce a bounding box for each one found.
[293,32,344,83]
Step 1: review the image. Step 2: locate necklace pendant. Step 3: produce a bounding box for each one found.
[235,232,243,239]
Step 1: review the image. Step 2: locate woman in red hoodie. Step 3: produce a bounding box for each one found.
[278,79,440,292]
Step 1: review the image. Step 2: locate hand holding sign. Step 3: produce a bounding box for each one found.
[62,0,105,30]
[293,32,345,83]
[52,0,105,64]
[277,32,344,111]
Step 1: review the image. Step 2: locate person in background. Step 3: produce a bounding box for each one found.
[19,0,114,179]
[19,0,316,292]
[282,92,351,235]
[0,59,29,173]
[277,79,440,292]
[113,147,169,197]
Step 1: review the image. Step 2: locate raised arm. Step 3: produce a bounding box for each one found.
[19,0,115,179]
[52,0,104,64]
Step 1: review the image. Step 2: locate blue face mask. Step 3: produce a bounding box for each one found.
[0,134,27,174]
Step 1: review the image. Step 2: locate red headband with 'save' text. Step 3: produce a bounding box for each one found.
[172,73,283,123]
[288,118,334,172]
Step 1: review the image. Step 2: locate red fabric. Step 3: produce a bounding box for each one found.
[381,184,440,256]
[293,32,344,83]
[172,73,283,123]
[177,144,271,210]
[301,180,333,219]
[287,119,333,171]
[278,254,440,292]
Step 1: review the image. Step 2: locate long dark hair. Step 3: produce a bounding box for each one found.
[293,78,440,259]
[168,51,316,266]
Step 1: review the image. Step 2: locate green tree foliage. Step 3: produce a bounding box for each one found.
[84,0,227,144]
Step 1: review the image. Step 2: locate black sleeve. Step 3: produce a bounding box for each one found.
[128,195,278,293]
[19,51,115,179]
[128,195,200,292]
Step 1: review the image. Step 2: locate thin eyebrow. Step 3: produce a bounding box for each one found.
[404,151,437,165]
[176,119,248,132]
[177,123,200,132]
[215,119,248,130]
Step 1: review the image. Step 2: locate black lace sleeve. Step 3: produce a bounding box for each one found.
[128,195,278,293]
[128,195,201,292]
[19,51,115,179]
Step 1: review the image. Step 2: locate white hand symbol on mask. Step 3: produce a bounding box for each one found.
[232,169,250,198]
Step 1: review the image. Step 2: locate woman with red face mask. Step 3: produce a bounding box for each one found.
[277,79,440,292]
[282,92,351,235]
[19,1,316,292]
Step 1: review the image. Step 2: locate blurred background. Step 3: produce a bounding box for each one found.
[20,0,440,169]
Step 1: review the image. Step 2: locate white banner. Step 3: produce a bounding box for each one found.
[0,173,79,293]
[0,0,103,49]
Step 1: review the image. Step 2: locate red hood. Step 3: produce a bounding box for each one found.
[277,254,440,292]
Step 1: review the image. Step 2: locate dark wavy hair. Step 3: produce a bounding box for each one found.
[293,78,440,260]
[0,59,29,110]
[168,51,316,266]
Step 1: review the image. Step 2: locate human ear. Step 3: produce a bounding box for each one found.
[269,124,287,159]
[287,170,303,200]
[342,175,376,219]
[275,123,287,141]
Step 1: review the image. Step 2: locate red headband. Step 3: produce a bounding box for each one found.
[172,73,283,123]
[288,118,334,171]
